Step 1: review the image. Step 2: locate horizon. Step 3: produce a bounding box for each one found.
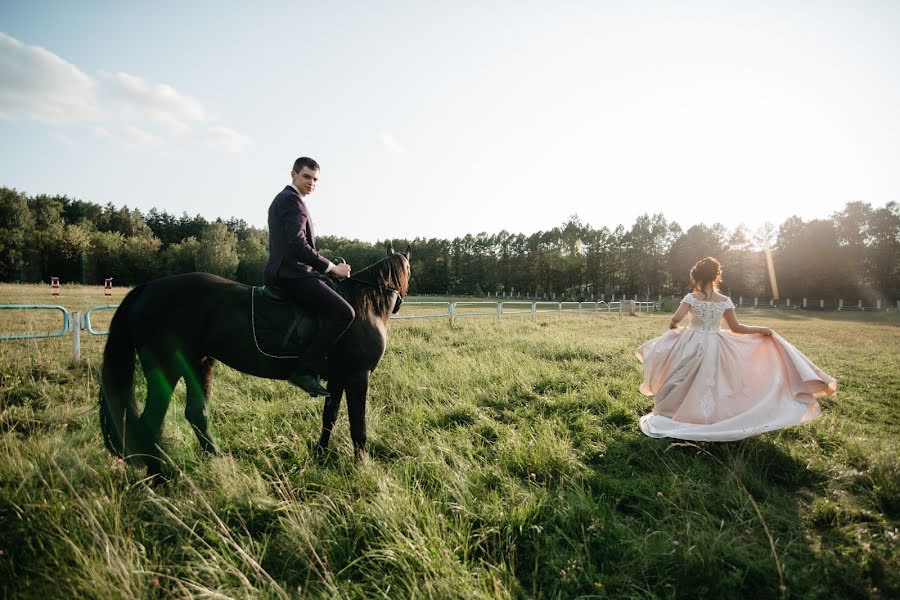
[8,183,887,248]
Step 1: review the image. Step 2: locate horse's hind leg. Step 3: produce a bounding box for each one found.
[185,356,220,455]
[137,350,181,476]
[317,377,346,456]
[345,370,370,462]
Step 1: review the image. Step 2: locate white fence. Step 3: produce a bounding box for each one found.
[394,300,659,324]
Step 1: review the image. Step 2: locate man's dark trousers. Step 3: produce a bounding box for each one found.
[274,275,355,375]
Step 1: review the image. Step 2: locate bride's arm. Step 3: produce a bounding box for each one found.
[724,309,772,335]
[669,302,690,329]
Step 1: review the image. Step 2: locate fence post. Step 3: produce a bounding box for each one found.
[838,299,843,311]
[857,300,862,310]
[877,299,882,310]
[531,303,536,321]
[786,298,791,307]
[770,299,774,306]
[558,303,562,318]
[803,297,807,308]
[738,296,743,306]
[754,297,758,307]
[71,311,81,365]
[496,302,501,321]
[450,303,456,324]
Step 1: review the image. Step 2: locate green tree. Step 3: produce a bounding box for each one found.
[197,222,239,278]
[163,237,201,275]
[235,233,268,285]
[86,230,125,283]
[25,194,66,282]
[867,202,900,300]
[0,187,34,281]
[668,225,726,293]
[122,235,162,284]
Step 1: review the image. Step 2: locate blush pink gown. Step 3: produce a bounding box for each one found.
[636,294,837,441]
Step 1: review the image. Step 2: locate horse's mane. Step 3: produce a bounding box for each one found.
[341,253,409,316]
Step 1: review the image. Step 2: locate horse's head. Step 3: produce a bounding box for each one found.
[384,243,411,314]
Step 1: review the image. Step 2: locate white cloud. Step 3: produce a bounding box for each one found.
[120,125,161,148]
[0,32,248,151]
[98,71,206,135]
[202,126,250,153]
[380,133,406,154]
[0,32,98,123]
[55,132,74,146]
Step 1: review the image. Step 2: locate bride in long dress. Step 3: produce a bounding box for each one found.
[637,257,837,441]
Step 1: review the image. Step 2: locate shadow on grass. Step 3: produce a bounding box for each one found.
[505,432,895,599]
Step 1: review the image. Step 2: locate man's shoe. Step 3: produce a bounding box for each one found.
[287,371,330,397]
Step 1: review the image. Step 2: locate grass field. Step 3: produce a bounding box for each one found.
[1,284,898,598]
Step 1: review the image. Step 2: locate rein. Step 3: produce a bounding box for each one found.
[334,256,407,313]
[347,276,404,314]
[346,275,399,294]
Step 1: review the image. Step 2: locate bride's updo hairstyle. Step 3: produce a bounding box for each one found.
[690,257,722,298]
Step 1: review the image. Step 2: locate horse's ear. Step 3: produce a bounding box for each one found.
[403,243,411,259]
[386,242,395,256]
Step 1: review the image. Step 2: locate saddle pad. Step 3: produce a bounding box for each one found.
[251,287,318,358]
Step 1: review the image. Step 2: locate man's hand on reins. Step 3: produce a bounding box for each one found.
[330,263,351,279]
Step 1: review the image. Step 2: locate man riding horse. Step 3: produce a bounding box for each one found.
[264,156,352,398]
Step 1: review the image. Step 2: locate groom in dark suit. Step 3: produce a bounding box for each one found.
[264,156,354,397]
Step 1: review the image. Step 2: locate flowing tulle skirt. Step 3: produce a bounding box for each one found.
[636,329,836,441]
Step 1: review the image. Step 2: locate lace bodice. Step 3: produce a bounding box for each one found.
[682,293,734,331]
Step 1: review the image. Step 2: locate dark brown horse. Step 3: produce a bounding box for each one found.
[99,244,410,474]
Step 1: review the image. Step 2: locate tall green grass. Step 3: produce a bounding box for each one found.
[1,284,897,598]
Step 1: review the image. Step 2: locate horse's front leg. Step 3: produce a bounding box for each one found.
[316,378,346,456]
[345,370,370,462]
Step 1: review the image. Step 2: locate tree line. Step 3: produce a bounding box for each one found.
[1,187,897,303]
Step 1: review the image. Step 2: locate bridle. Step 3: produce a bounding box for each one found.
[336,257,407,314]
[345,275,405,313]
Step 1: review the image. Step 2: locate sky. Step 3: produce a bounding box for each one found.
[1,1,899,243]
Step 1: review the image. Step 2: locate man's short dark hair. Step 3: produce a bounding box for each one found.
[293,157,320,173]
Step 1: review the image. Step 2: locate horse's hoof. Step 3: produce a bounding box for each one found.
[203,445,221,457]
[145,469,170,487]
[353,448,367,464]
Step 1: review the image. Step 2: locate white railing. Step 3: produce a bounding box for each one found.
[392,300,660,324]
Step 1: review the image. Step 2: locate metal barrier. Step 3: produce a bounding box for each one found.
[450,301,501,324]
[533,301,562,318]
[389,301,452,320]
[499,301,534,318]
[635,301,656,313]
[0,305,70,340]
[83,304,118,334]
[423,300,660,324]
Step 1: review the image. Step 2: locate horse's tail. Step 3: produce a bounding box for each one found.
[99,284,145,458]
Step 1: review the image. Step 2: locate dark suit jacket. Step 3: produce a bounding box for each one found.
[264,185,331,282]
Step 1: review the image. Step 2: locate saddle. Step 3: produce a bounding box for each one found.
[251,284,319,358]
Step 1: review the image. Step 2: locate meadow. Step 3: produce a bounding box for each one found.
[0,283,897,598]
